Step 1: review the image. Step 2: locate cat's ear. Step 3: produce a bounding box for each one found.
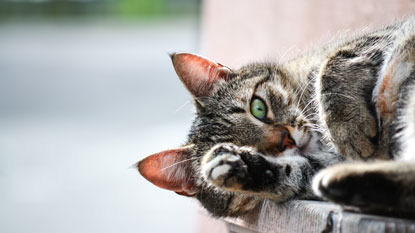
[171,53,233,97]
[137,145,197,197]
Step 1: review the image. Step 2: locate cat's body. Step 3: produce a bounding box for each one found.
[138,17,415,217]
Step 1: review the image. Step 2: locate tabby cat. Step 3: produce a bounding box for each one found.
[137,17,415,217]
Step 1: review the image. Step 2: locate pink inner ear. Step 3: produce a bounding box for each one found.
[137,146,196,196]
[171,53,231,97]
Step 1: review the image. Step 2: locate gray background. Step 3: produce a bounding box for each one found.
[0,19,200,233]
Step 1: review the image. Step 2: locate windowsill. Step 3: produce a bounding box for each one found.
[200,200,415,233]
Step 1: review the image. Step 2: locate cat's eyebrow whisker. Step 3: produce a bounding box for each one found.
[292,80,307,98]
[292,85,303,101]
[292,75,309,97]
[300,99,317,116]
[159,157,199,172]
[295,78,312,111]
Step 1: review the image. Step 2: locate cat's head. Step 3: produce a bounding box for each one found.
[137,53,318,213]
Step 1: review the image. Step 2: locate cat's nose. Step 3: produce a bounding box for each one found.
[261,127,297,155]
[277,129,296,152]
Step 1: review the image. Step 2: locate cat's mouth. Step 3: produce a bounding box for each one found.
[276,129,296,152]
[284,127,314,154]
[263,126,314,155]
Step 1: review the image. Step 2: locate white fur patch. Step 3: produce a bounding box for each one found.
[210,164,231,180]
[202,155,223,176]
[226,155,240,162]
[202,152,240,180]
[398,87,415,161]
[311,169,328,198]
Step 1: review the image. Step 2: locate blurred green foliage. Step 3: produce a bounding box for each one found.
[0,0,200,20]
[117,0,166,16]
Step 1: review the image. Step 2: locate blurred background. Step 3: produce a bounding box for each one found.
[0,1,201,233]
[1,0,414,233]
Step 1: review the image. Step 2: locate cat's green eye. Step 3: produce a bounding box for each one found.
[250,97,267,120]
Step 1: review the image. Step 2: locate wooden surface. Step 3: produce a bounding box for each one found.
[223,200,415,233]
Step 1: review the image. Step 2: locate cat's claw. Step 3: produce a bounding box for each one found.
[202,144,249,190]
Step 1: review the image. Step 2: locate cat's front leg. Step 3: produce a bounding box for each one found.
[313,161,415,214]
[201,143,342,201]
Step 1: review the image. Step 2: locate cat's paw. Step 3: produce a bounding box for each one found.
[201,143,249,190]
[312,163,399,210]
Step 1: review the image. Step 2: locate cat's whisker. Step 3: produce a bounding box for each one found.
[174,100,191,113]
[308,128,324,133]
[159,157,199,172]
[303,112,320,120]
[309,128,325,134]
[303,123,324,131]
[277,45,297,63]
[308,127,324,132]
[303,122,320,127]
[304,126,321,131]
[292,84,305,101]
[299,97,319,120]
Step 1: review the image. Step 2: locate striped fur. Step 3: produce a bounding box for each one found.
[142,17,415,217]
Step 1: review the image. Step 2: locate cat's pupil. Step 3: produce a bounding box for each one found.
[250,97,267,120]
